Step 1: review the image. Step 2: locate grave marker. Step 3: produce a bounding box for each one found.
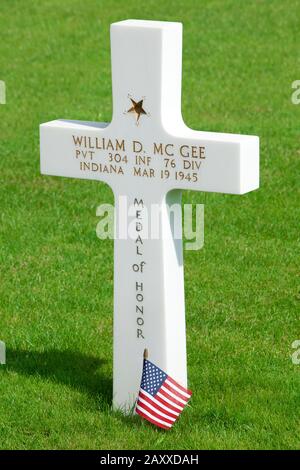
[40,20,259,412]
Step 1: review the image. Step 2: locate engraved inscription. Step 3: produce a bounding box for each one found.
[71,135,206,184]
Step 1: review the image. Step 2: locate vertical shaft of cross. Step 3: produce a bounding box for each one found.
[112,188,187,411]
[109,20,188,411]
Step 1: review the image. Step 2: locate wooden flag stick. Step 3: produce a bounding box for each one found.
[143,348,148,360]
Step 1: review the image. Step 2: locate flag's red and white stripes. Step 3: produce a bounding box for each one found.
[136,374,192,430]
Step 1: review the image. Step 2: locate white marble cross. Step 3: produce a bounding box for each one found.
[40,20,259,412]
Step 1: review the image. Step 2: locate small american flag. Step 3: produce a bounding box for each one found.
[136,353,192,430]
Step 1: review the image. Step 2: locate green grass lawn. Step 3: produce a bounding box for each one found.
[0,0,299,450]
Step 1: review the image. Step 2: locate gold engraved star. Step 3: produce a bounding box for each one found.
[126,95,148,124]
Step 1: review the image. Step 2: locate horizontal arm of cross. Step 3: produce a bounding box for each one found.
[161,125,259,195]
[40,118,259,196]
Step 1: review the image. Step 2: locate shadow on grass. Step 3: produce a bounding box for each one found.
[7,348,112,408]
[5,349,164,431]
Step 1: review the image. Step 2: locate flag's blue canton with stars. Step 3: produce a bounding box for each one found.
[136,359,192,430]
[140,360,167,395]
